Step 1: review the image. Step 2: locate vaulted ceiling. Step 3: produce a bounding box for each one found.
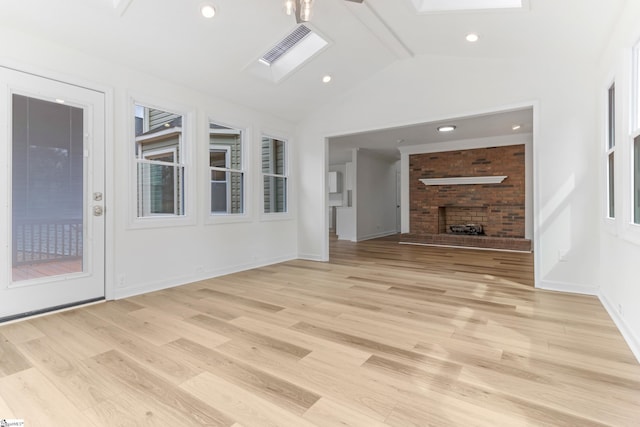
[0,0,625,123]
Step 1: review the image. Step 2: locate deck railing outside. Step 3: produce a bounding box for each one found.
[12,218,83,265]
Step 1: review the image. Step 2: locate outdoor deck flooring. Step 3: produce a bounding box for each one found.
[12,258,83,282]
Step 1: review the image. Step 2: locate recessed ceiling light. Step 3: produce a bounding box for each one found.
[55,99,65,104]
[322,75,332,83]
[512,124,521,131]
[437,125,456,132]
[466,33,479,43]
[201,4,216,18]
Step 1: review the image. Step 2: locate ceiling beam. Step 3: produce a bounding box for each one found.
[344,2,413,60]
[113,0,134,16]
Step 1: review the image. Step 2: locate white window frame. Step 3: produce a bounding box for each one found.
[633,41,640,133]
[138,146,180,217]
[261,135,290,218]
[209,144,232,214]
[606,82,616,221]
[633,134,640,226]
[632,41,640,227]
[128,96,195,229]
[621,38,640,245]
[206,121,249,224]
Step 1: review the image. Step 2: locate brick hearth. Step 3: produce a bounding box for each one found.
[401,233,532,251]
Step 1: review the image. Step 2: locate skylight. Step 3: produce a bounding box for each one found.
[410,0,527,13]
[247,25,329,83]
[260,25,312,66]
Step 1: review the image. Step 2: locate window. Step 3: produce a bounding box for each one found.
[209,123,244,215]
[634,41,640,131]
[262,136,287,213]
[633,40,640,224]
[606,83,615,218]
[634,135,640,224]
[134,104,185,217]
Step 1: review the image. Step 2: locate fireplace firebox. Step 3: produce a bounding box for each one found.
[449,224,484,235]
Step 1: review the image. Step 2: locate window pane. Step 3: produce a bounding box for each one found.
[137,163,184,216]
[211,171,244,214]
[209,124,241,168]
[263,176,287,213]
[635,43,640,131]
[262,137,286,175]
[608,152,615,218]
[209,123,243,215]
[210,150,227,168]
[634,136,640,224]
[135,104,184,218]
[211,169,226,181]
[211,181,227,213]
[147,152,175,163]
[608,84,615,149]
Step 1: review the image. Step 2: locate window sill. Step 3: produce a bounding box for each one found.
[622,222,640,246]
[603,216,617,236]
[206,213,252,225]
[260,212,293,222]
[128,214,196,230]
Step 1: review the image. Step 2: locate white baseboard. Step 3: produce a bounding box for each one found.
[599,292,640,364]
[356,230,397,242]
[298,252,327,262]
[113,254,297,300]
[536,279,598,296]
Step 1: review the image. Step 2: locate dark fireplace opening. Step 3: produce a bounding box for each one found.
[449,224,484,235]
[438,206,488,236]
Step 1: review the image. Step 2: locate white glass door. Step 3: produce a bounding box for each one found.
[0,67,105,320]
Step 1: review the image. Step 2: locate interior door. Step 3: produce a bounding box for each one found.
[0,67,105,321]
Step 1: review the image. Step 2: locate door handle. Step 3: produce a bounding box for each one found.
[93,205,104,216]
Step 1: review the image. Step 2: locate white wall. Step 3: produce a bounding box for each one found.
[0,26,298,299]
[596,0,640,362]
[355,149,398,241]
[297,51,601,294]
[328,164,346,207]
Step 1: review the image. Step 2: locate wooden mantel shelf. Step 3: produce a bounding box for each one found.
[419,176,507,186]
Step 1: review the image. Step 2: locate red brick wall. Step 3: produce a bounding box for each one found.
[409,145,525,238]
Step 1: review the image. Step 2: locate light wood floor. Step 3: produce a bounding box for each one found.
[1,236,639,426]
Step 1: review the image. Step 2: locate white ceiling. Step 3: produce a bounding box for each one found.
[0,0,624,123]
[0,0,624,165]
[328,107,533,164]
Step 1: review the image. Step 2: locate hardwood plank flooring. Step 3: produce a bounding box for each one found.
[1,235,639,426]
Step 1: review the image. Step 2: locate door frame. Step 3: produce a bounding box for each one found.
[0,62,115,304]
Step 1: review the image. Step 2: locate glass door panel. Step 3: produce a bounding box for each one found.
[12,95,85,281]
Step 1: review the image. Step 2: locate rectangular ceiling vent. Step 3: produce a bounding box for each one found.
[260,25,312,66]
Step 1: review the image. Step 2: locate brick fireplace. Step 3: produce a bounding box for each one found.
[406,144,531,251]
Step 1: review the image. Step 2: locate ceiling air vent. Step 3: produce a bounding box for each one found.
[259,25,312,66]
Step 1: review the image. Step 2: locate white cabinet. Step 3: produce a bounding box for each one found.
[328,171,342,193]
